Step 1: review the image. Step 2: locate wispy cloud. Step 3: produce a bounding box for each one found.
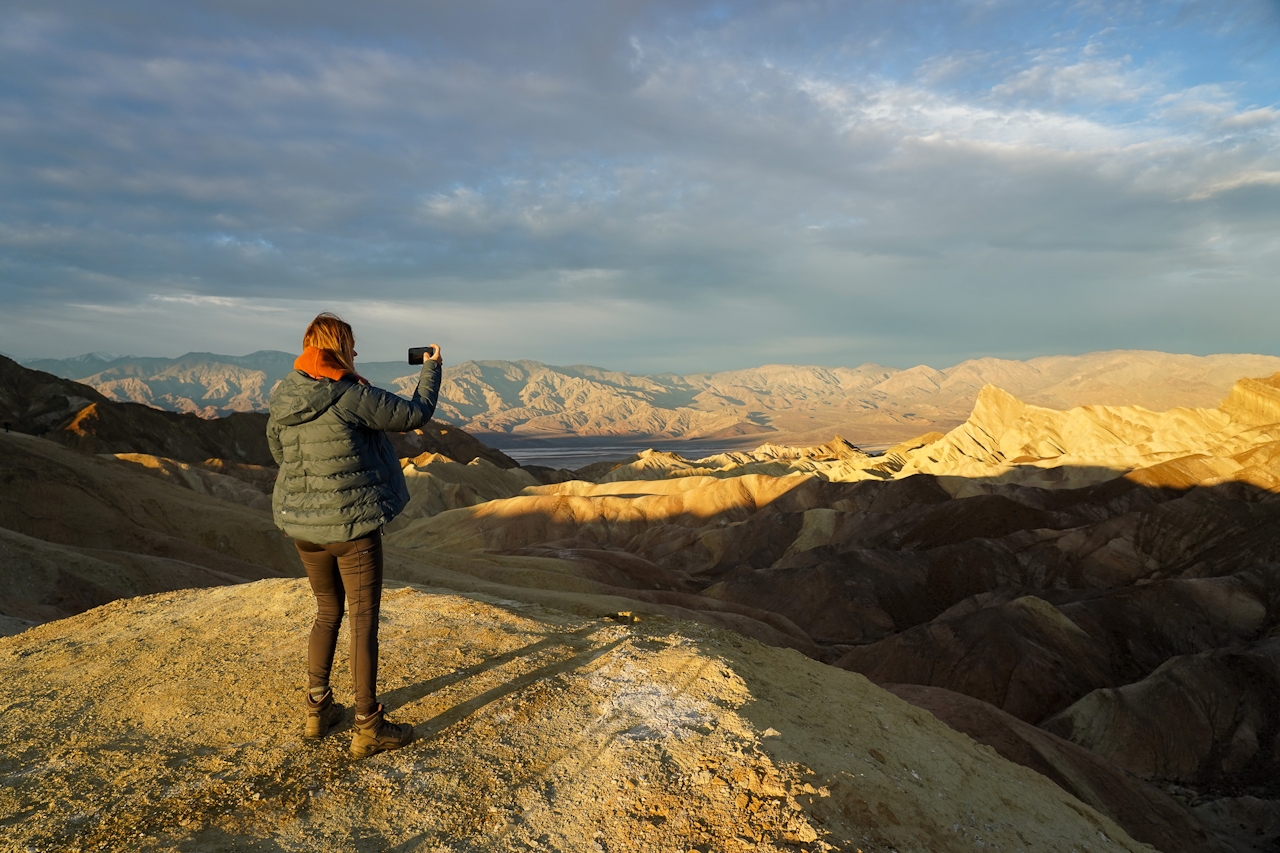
[0,0,1277,369]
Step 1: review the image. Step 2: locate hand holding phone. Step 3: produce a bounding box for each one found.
[408,345,442,365]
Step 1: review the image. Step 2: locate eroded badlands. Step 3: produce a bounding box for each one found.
[3,355,1280,851]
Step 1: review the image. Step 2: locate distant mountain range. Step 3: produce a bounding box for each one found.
[25,350,1280,446]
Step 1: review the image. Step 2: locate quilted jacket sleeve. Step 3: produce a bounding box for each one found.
[339,360,442,433]
[266,415,284,465]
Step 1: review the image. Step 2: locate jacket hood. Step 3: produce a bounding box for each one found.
[269,370,353,427]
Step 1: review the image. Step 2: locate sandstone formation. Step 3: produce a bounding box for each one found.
[840,596,1116,723]
[1222,373,1280,425]
[0,580,1152,852]
[896,384,1280,487]
[0,432,297,574]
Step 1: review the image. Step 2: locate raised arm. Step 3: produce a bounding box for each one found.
[342,358,442,433]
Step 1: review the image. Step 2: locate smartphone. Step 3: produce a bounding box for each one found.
[407,346,437,365]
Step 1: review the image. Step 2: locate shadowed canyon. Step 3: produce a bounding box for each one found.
[2,353,1280,852]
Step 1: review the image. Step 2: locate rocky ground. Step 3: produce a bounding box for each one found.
[0,580,1149,853]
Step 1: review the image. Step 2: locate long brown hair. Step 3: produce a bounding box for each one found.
[303,312,356,373]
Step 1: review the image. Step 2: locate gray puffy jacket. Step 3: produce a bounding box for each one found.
[267,361,441,543]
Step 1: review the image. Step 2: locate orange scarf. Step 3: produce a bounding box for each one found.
[294,346,366,384]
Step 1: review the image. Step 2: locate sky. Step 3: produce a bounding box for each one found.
[1,0,1278,373]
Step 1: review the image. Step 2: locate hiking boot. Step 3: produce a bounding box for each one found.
[304,689,345,739]
[350,703,413,758]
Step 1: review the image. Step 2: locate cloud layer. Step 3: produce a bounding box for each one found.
[1,0,1278,370]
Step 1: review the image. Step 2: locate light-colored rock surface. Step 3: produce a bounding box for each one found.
[1220,373,1280,426]
[896,384,1276,487]
[0,580,1152,853]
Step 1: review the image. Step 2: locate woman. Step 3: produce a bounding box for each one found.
[267,312,442,758]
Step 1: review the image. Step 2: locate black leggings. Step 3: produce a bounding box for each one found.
[295,530,383,717]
